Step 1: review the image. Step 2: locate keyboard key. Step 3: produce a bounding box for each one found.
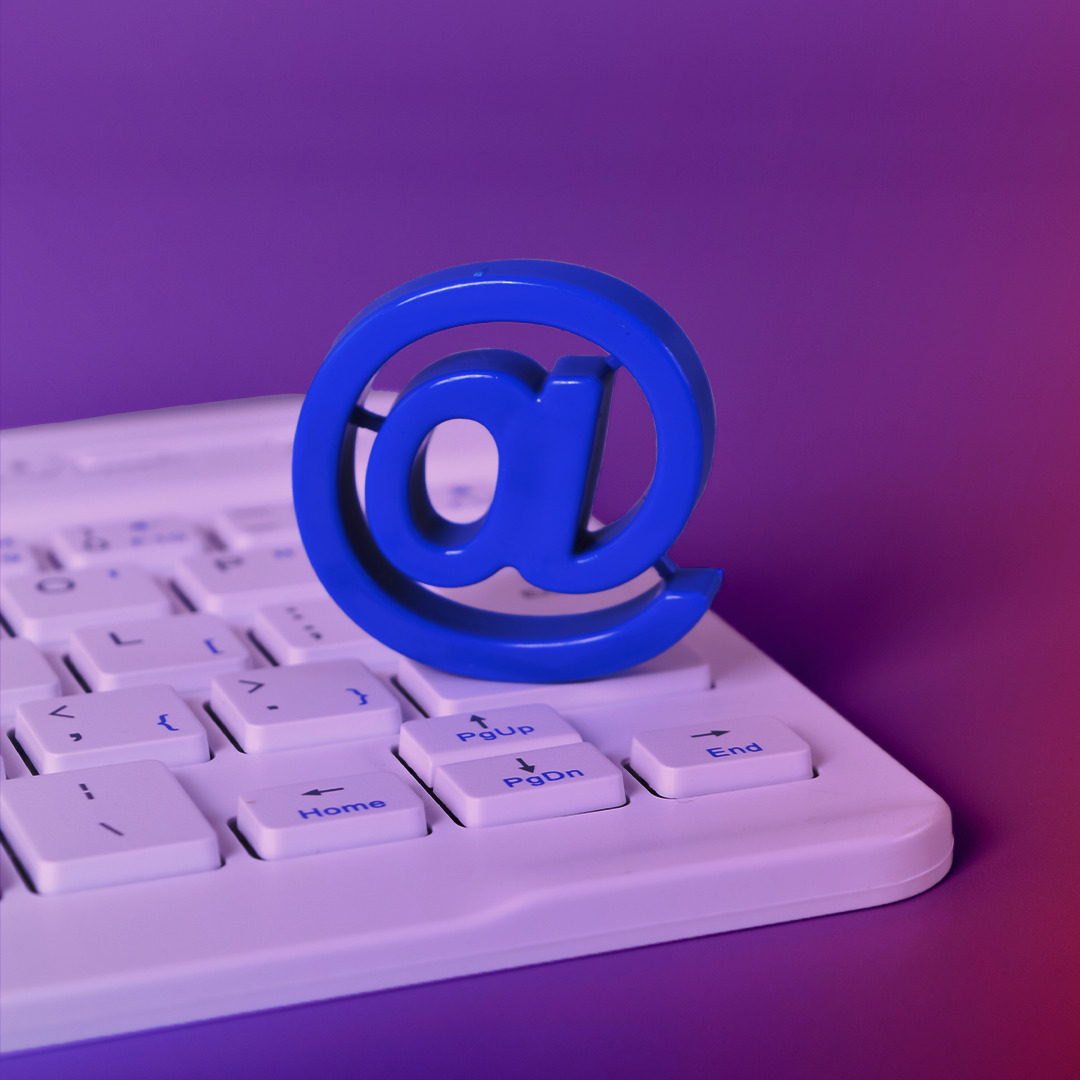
[252,598,401,672]
[0,566,171,644]
[16,685,210,773]
[399,704,582,786]
[213,503,301,550]
[210,659,401,753]
[629,716,813,798]
[433,742,625,828]
[0,759,220,894]
[0,535,38,579]
[68,613,252,692]
[237,772,426,859]
[53,517,203,571]
[172,547,325,620]
[0,638,61,717]
[397,639,711,717]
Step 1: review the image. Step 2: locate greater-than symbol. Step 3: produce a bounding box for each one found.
[516,758,536,773]
[69,732,82,742]
[301,787,345,796]
[50,705,75,719]
[239,679,264,693]
[469,715,488,729]
[690,730,731,738]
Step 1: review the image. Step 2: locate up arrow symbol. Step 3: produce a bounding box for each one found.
[516,758,536,773]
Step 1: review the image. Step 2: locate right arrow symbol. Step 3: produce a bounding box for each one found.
[690,730,731,738]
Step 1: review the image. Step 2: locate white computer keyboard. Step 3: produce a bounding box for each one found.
[0,395,953,1053]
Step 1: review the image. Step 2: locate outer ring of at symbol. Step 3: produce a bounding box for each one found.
[292,259,723,683]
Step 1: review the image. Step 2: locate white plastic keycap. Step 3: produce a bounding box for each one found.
[397,640,711,716]
[237,772,426,860]
[433,742,626,828]
[253,598,401,672]
[68,613,252,692]
[399,704,582,786]
[213,503,302,550]
[629,716,814,798]
[0,566,171,643]
[0,638,61,718]
[0,535,37,578]
[15,685,210,773]
[210,659,402,753]
[172,547,325,620]
[53,517,203,571]
[0,759,220,894]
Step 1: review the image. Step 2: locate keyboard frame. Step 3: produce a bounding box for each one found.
[0,398,952,1052]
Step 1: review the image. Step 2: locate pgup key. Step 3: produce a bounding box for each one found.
[398,704,582,786]
[433,742,625,828]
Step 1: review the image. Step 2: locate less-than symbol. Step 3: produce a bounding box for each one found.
[239,680,265,693]
[346,689,369,705]
[516,758,536,773]
[50,705,75,719]
[109,631,143,646]
[469,715,489,729]
[79,783,94,800]
[99,822,124,836]
[301,787,345,796]
[69,733,82,742]
[157,714,179,731]
[690,730,731,738]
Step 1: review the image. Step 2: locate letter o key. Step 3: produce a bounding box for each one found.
[293,260,723,683]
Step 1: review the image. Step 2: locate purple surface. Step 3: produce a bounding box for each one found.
[2,1,1078,1077]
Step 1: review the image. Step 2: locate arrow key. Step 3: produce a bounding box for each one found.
[629,717,813,798]
[433,742,625,828]
[237,772,426,859]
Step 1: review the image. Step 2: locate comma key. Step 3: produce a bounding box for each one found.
[236,772,425,859]
[433,742,625,828]
[398,704,582,786]
[210,659,401,753]
[68,613,251,692]
[0,759,220,894]
[0,565,171,644]
[15,684,210,773]
[629,716,813,798]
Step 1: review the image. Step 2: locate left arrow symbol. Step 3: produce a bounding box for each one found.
[301,787,345,796]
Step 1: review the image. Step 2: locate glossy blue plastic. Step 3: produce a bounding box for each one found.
[292,260,722,683]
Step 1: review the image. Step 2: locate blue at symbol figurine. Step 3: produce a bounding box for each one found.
[293,260,722,683]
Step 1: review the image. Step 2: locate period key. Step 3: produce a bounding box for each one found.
[629,716,813,798]
[433,742,625,828]
[236,772,426,859]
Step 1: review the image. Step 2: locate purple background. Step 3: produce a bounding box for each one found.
[2,1,1078,1077]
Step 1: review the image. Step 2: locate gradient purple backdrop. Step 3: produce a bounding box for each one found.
[2,1,1078,1077]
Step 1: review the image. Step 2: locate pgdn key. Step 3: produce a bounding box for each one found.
[433,742,625,828]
